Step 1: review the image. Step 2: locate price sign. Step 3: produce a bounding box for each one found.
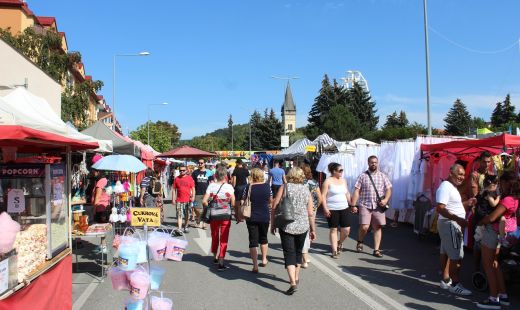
[305,145,317,152]
[7,189,25,213]
[130,208,161,227]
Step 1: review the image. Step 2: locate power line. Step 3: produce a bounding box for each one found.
[429,26,519,55]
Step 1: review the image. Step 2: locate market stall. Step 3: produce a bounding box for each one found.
[0,89,99,305]
[82,121,139,157]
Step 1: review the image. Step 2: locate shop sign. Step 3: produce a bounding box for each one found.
[130,208,161,227]
[7,189,25,213]
[0,258,8,293]
[0,164,45,178]
[281,135,290,148]
[305,145,317,152]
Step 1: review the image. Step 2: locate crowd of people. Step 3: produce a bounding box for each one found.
[436,152,519,309]
[138,152,518,306]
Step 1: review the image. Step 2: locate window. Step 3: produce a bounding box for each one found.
[288,124,293,131]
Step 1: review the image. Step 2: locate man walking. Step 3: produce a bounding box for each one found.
[351,155,392,258]
[269,160,286,197]
[192,159,211,229]
[173,165,195,234]
[436,164,475,296]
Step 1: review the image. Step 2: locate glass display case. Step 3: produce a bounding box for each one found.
[0,162,69,277]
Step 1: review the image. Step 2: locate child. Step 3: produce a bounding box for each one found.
[474,175,500,244]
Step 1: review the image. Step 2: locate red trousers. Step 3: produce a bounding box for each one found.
[210,219,231,258]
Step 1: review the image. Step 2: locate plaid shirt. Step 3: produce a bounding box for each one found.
[354,170,392,210]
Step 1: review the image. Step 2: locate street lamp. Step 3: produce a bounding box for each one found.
[423,0,432,135]
[147,102,168,145]
[112,51,150,131]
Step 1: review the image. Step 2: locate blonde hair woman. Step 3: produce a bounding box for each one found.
[271,167,316,295]
[241,168,273,273]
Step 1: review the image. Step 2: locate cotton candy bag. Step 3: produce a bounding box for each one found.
[0,212,21,254]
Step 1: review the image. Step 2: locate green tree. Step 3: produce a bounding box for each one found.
[502,94,516,124]
[384,112,400,128]
[289,127,307,144]
[258,109,283,150]
[367,122,427,142]
[444,99,472,135]
[346,82,379,131]
[130,121,181,152]
[249,111,263,150]
[228,114,234,148]
[307,74,335,136]
[321,105,365,141]
[471,117,487,130]
[491,101,503,128]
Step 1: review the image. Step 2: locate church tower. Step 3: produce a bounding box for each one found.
[281,82,296,133]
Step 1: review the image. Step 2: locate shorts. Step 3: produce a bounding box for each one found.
[327,209,351,228]
[246,221,269,248]
[235,185,247,202]
[194,195,204,210]
[176,202,190,219]
[480,224,499,249]
[438,219,464,260]
[359,206,386,226]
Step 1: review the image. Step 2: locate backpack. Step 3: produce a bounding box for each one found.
[149,177,162,196]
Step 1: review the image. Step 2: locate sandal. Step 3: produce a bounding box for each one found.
[373,250,383,258]
[338,241,343,253]
[252,268,259,274]
[331,251,339,259]
[356,241,363,253]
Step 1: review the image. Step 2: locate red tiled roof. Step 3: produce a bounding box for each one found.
[0,1,34,17]
[35,16,55,26]
[97,95,104,100]
[85,75,92,81]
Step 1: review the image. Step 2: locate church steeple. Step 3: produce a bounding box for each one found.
[281,82,296,133]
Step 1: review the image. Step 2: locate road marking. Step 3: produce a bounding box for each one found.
[310,255,388,310]
[72,281,100,310]
[312,253,409,310]
[193,228,212,254]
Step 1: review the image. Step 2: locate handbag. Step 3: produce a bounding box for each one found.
[240,184,252,219]
[274,185,295,228]
[365,171,390,211]
[209,184,232,221]
[202,184,223,223]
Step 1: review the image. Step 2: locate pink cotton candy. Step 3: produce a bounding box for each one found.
[0,212,21,254]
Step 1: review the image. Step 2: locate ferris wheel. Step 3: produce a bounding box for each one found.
[341,70,369,92]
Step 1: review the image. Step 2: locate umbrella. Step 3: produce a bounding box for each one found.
[92,154,147,173]
[156,145,217,158]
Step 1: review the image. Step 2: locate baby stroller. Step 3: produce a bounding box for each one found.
[472,234,520,291]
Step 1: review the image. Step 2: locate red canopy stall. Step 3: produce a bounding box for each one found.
[157,145,217,158]
[0,93,98,307]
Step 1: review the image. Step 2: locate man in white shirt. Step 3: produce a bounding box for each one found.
[436,164,476,296]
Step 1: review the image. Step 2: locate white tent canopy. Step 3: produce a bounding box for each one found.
[348,138,377,147]
[279,138,312,155]
[1,88,112,152]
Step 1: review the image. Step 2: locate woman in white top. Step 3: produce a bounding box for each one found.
[321,162,353,259]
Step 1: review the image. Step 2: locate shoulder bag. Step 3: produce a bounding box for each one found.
[240,184,252,219]
[209,184,232,221]
[274,184,295,228]
[201,184,223,223]
[365,171,390,211]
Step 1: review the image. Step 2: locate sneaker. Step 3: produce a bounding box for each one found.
[183,227,190,233]
[477,298,501,309]
[499,296,510,306]
[174,229,184,236]
[217,263,228,271]
[449,283,472,296]
[440,278,452,290]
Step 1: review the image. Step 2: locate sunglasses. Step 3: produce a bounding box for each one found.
[179,170,186,172]
[336,169,344,173]
[198,162,204,164]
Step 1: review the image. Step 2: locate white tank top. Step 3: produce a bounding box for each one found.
[326,183,349,210]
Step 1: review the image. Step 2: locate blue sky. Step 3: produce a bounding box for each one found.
[28,0,520,139]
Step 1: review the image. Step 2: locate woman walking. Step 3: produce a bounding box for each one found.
[321,162,352,259]
[241,168,272,273]
[477,172,518,309]
[202,167,235,271]
[301,164,322,268]
[271,167,316,295]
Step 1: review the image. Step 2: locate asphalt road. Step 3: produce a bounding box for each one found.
[73,202,519,310]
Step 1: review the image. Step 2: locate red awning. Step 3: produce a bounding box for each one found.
[157,145,217,158]
[420,134,520,156]
[0,125,99,151]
